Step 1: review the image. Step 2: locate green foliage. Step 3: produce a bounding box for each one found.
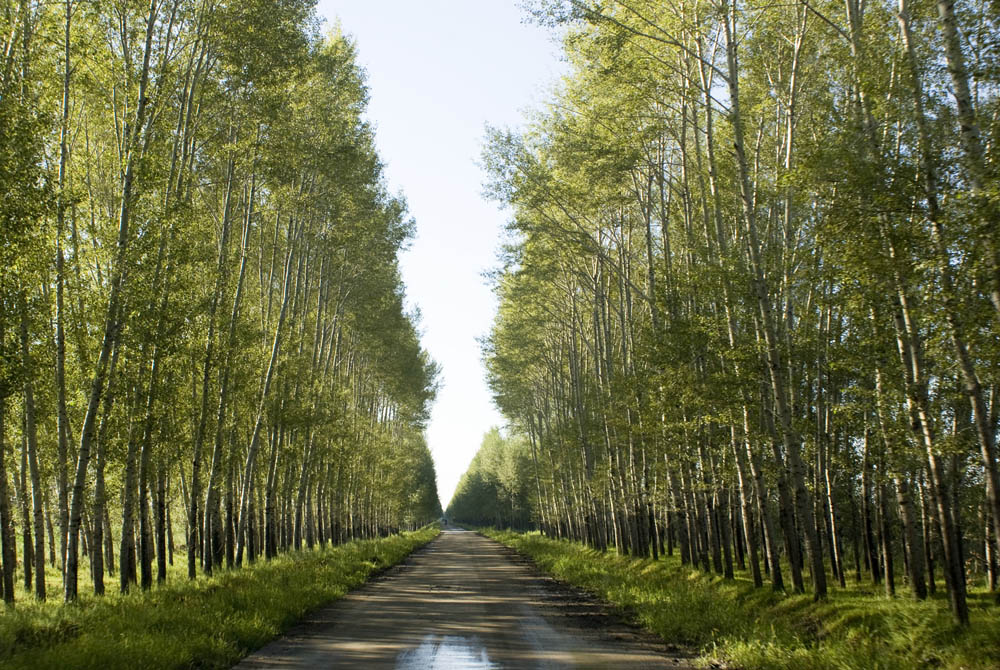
[485,529,1000,670]
[448,428,534,529]
[479,0,1000,633]
[0,0,441,611]
[0,526,440,669]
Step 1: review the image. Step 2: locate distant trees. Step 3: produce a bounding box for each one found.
[0,0,441,605]
[475,0,1000,625]
[448,428,534,530]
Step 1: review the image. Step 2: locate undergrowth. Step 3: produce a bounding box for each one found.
[483,528,1000,670]
[0,525,440,670]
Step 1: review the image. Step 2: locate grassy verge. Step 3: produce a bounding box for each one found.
[0,525,439,670]
[482,528,999,670]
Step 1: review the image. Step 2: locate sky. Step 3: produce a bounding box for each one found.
[314,2,564,507]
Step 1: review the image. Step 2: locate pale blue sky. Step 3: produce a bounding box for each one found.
[315,1,564,507]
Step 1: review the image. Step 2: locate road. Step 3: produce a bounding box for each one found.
[234,528,693,669]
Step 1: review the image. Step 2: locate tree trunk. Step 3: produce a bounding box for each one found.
[20,295,45,600]
[895,472,927,598]
[54,0,72,589]
[91,331,121,595]
[190,148,237,578]
[156,464,167,582]
[18,430,32,591]
[933,0,1000,321]
[0,355,16,603]
[722,1,824,597]
[66,0,159,602]
[235,217,299,567]
[897,0,1000,579]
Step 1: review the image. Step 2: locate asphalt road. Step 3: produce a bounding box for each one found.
[233,528,693,669]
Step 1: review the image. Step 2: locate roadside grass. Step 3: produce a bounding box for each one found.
[0,525,440,670]
[483,528,1000,670]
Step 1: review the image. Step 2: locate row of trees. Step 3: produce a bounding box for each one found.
[448,428,534,530]
[473,0,999,626]
[0,0,441,605]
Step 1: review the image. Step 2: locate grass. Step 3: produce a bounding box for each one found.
[0,525,440,669]
[482,528,1000,670]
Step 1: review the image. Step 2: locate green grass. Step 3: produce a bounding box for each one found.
[483,528,1000,670]
[0,525,440,669]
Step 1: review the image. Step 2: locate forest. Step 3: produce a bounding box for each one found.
[0,0,442,608]
[450,0,1000,629]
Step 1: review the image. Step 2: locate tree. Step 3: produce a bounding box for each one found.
[475,0,999,625]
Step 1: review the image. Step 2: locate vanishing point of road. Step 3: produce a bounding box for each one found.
[234,528,693,669]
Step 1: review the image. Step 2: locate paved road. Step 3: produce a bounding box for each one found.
[234,528,692,669]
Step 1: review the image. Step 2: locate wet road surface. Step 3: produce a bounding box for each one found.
[234,529,693,669]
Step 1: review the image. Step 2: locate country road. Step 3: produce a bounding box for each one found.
[234,529,692,669]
